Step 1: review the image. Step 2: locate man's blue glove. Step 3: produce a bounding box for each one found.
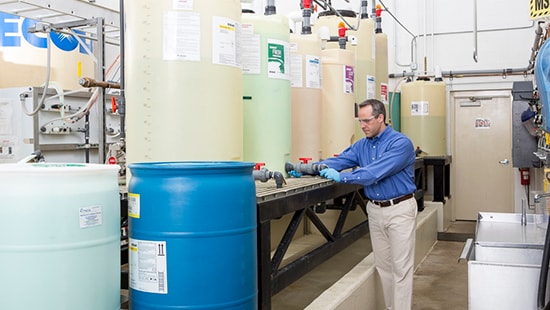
[288,170,302,178]
[320,168,340,182]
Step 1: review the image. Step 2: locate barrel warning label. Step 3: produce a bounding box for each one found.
[129,239,168,294]
[128,193,140,218]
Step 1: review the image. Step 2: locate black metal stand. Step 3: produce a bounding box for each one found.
[422,156,451,203]
[256,179,368,310]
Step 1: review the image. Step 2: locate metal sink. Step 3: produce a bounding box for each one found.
[466,212,550,310]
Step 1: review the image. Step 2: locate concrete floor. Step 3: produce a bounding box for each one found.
[272,221,475,309]
[121,221,475,309]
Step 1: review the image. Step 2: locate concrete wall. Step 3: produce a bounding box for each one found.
[305,201,441,309]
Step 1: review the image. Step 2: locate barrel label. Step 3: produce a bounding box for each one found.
[79,205,102,228]
[128,193,141,218]
[129,239,168,294]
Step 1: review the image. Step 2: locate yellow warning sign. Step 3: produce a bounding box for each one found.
[531,0,550,19]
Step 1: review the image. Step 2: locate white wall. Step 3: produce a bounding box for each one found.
[272,0,537,77]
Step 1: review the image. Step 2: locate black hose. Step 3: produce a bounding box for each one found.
[537,217,550,309]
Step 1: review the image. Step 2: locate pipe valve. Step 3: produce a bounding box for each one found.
[285,161,328,176]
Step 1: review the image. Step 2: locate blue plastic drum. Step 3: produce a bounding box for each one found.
[127,162,257,309]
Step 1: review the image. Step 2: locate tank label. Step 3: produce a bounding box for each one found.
[79,205,102,228]
[163,11,201,61]
[241,24,261,74]
[381,83,388,104]
[367,75,376,99]
[306,55,321,89]
[344,65,354,94]
[212,16,240,68]
[172,0,193,10]
[290,53,303,87]
[129,239,168,294]
[410,100,429,116]
[267,39,290,80]
[128,193,141,218]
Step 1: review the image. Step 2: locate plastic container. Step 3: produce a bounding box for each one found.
[128,161,257,309]
[290,32,322,162]
[242,12,292,172]
[321,48,356,158]
[125,0,244,167]
[0,163,121,310]
[400,78,447,156]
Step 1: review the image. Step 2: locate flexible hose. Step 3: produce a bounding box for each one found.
[21,33,52,116]
[537,217,550,309]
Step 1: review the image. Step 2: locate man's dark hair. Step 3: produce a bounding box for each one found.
[358,99,386,122]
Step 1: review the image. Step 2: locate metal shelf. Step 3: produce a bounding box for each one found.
[0,0,120,44]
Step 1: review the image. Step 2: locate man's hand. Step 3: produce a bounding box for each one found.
[320,168,340,182]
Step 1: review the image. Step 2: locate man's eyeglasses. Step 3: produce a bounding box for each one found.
[357,115,377,125]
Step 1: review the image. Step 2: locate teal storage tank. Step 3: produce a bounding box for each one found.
[128,161,257,309]
[0,163,121,310]
[389,91,401,131]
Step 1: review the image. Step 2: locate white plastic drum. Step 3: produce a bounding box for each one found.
[125,0,243,165]
[0,163,121,310]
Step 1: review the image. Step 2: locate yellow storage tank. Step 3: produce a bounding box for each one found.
[400,78,447,156]
[125,0,243,166]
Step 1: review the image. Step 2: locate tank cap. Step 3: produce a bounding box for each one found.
[416,76,431,81]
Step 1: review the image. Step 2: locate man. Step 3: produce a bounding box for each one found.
[318,98,417,310]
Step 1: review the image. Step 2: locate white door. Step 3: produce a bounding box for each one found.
[452,90,514,220]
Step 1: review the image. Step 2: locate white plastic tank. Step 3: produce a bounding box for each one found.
[290,32,322,162]
[400,78,447,156]
[313,10,375,143]
[0,163,120,309]
[242,12,291,173]
[321,48,356,158]
[125,0,243,166]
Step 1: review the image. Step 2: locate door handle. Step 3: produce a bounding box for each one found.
[499,159,509,165]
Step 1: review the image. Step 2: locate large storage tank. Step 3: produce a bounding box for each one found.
[321,48,356,158]
[400,78,447,156]
[128,161,257,309]
[374,8,389,106]
[313,10,376,143]
[125,0,243,166]
[0,163,120,309]
[242,12,291,172]
[290,32,322,162]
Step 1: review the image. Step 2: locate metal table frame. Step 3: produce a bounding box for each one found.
[256,179,369,309]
